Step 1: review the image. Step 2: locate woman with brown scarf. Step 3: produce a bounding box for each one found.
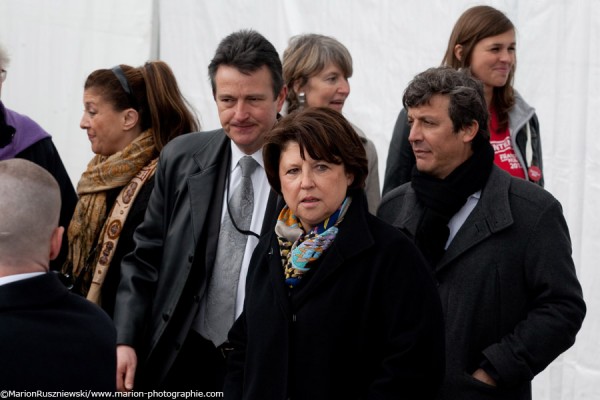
[63,61,199,317]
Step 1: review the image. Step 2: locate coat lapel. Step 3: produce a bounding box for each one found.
[266,235,294,318]
[390,190,423,241]
[291,194,374,309]
[260,190,284,235]
[187,131,230,246]
[436,167,514,273]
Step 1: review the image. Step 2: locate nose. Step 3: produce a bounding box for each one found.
[338,77,350,95]
[300,169,315,189]
[80,113,89,130]
[499,48,514,63]
[233,100,249,120]
[408,122,422,144]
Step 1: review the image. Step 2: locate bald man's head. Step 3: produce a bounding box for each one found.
[0,159,62,270]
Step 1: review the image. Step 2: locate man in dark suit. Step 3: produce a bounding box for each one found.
[377,67,585,400]
[0,158,116,391]
[114,30,286,391]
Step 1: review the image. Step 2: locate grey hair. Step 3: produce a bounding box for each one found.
[403,66,489,142]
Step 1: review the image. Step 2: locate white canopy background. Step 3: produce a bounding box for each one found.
[1,0,598,397]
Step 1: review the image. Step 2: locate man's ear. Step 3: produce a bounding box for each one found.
[276,85,288,112]
[454,44,463,62]
[123,109,139,131]
[49,226,64,261]
[461,121,479,144]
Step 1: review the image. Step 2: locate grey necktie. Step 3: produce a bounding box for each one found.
[202,155,257,346]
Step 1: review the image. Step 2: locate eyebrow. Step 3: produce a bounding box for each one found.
[487,41,516,47]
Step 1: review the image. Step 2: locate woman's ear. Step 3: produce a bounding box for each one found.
[293,79,304,96]
[454,44,463,62]
[346,172,355,187]
[123,109,139,131]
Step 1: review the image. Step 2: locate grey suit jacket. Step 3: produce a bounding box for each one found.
[378,166,585,400]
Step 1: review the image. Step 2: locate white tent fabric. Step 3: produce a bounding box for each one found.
[1,0,598,397]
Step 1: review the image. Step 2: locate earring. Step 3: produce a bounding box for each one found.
[298,92,306,107]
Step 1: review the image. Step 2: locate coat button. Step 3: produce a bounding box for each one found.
[162,313,169,321]
[188,254,194,262]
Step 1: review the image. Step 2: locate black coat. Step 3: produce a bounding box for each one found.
[224,193,445,400]
[114,130,281,387]
[0,273,116,390]
[378,167,586,400]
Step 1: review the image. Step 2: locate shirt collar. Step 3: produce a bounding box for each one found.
[0,271,46,286]
[229,141,264,171]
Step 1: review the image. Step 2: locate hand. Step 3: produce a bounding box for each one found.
[116,345,137,392]
[472,368,497,387]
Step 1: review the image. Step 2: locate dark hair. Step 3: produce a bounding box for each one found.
[263,107,367,195]
[208,29,284,99]
[442,5,515,130]
[283,34,353,113]
[84,61,199,151]
[403,67,489,145]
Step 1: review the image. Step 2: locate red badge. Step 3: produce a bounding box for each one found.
[528,166,542,182]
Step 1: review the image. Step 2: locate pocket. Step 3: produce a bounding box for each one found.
[465,371,497,391]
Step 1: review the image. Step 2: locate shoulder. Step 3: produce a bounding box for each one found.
[344,197,417,253]
[4,107,44,128]
[161,129,227,157]
[350,122,373,147]
[158,129,228,171]
[360,212,431,284]
[68,292,114,321]
[511,91,536,122]
[378,183,412,212]
[366,211,413,245]
[508,175,558,209]
[486,168,560,215]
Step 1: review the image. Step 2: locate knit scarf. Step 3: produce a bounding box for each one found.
[411,140,494,267]
[63,130,156,295]
[276,197,351,288]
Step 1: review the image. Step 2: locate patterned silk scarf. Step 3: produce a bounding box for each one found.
[63,130,156,295]
[276,197,351,288]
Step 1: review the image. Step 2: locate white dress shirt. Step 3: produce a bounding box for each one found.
[445,191,481,249]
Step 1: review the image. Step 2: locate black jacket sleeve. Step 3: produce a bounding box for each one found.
[382,109,415,196]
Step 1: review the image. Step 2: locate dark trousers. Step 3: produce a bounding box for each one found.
[161,329,226,391]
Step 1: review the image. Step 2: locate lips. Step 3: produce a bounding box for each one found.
[301,196,319,203]
[231,123,255,133]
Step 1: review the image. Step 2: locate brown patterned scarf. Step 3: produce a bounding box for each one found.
[63,130,156,295]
